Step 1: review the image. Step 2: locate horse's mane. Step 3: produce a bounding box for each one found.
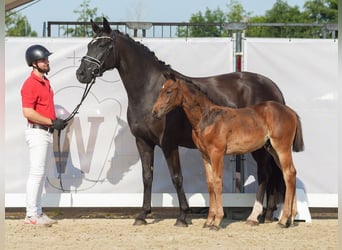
[176,78,237,108]
[180,79,224,107]
[113,30,173,72]
[111,29,235,108]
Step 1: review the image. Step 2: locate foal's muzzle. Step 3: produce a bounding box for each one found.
[152,110,162,120]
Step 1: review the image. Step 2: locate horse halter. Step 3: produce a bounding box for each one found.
[81,36,114,78]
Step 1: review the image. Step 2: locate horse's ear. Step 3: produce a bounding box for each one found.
[90,19,100,34]
[91,19,101,34]
[103,17,112,33]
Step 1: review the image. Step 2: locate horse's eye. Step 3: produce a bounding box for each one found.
[166,90,172,95]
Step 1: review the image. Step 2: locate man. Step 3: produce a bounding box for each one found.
[21,44,67,226]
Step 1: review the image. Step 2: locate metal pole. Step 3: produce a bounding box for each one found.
[0,0,5,246]
[234,29,245,193]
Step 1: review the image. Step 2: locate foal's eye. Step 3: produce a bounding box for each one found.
[166,90,172,95]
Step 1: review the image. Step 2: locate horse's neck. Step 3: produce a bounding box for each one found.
[115,35,162,102]
[180,82,213,128]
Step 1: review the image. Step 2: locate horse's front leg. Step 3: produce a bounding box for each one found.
[162,147,189,227]
[133,138,155,226]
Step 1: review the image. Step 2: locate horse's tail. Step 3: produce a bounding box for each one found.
[293,114,304,152]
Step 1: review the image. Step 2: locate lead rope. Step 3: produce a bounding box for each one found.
[56,77,96,192]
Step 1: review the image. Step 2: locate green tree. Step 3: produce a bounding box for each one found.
[177,0,337,38]
[63,0,107,37]
[177,7,227,37]
[226,0,251,22]
[303,0,338,23]
[247,0,337,38]
[177,0,250,37]
[5,10,37,37]
[247,0,309,38]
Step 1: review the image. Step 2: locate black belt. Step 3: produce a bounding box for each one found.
[28,123,54,134]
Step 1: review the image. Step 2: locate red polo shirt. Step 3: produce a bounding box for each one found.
[21,71,56,123]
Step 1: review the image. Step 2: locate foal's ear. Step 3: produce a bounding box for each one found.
[163,71,176,81]
[103,17,112,33]
[91,19,101,34]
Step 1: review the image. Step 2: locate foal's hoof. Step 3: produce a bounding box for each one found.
[174,219,188,227]
[133,218,147,226]
[246,219,259,226]
[210,225,221,231]
[277,221,290,228]
[203,223,211,229]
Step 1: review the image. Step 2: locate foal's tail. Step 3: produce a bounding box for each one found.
[293,114,304,152]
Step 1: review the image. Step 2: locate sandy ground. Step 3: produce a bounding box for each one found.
[5,208,338,250]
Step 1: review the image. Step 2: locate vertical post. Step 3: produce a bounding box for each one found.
[223,23,247,194]
[235,31,242,72]
[42,22,46,37]
[47,22,51,37]
[234,29,245,193]
[0,1,5,247]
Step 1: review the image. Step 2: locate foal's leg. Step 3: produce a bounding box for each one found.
[210,151,225,230]
[276,152,297,227]
[201,155,216,228]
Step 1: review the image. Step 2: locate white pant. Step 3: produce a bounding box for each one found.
[25,128,53,217]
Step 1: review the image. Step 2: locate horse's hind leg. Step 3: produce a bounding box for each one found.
[163,147,189,227]
[247,149,270,225]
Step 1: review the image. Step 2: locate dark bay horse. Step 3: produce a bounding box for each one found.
[152,77,304,229]
[76,18,287,226]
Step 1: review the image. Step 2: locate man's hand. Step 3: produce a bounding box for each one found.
[52,118,67,130]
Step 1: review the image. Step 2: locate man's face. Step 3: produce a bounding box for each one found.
[34,57,50,73]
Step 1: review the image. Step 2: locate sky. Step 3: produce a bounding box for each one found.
[14,0,308,37]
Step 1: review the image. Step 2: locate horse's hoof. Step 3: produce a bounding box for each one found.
[133,219,147,226]
[210,225,221,231]
[174,219,188,227]
[264,218,274,223]
[246,220,259,226]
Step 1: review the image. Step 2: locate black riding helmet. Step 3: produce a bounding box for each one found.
[25,44,52,66]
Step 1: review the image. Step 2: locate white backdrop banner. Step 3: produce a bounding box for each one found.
[5,37,337,208]
[244,38,338,195]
